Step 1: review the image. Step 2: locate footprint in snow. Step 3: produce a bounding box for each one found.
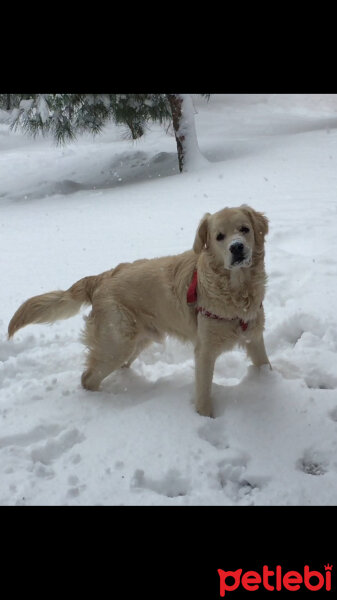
[0,423,63,449]
[217,453,269,502]
[198,419,230,450]
[66,474,87,499]
[304,370,337,390]
[266,313,324,351]
[198,419,269,501]
[296,448,329,476]
[0,423,85,468]
[131,468,189,498]
[30,428,85,465]
[328,407,337,422]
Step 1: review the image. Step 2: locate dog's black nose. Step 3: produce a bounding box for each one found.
[230,241,244,255]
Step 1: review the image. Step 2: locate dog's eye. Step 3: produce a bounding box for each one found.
[240,226,250,234]
[216,233,225,241]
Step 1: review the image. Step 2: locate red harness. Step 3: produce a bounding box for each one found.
[186,269,249,331]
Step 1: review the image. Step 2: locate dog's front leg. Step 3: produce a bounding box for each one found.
[245,334,271,369]
[194,340,217,418]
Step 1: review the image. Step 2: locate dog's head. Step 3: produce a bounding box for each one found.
[193,205,268,270]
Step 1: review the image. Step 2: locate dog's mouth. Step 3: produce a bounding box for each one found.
[227,239,252,269]
[230,255,252,269]
[223,239,253,270]
[229,248,252,269]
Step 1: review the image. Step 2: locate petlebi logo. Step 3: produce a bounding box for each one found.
[218,564,333,594]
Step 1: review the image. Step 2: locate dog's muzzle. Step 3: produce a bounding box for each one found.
[229,239,251,268]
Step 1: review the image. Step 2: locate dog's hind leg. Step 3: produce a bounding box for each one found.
[81,337,138,391]
[80,305,139,391]
[122,337,153,368]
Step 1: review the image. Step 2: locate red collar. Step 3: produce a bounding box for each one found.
[187,269,249,331]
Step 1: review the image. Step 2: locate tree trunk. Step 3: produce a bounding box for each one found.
[167,94,208,173]
[167,94,185,172]
[6,94,11,111]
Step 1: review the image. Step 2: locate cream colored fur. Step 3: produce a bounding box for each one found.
[8,205,270,417]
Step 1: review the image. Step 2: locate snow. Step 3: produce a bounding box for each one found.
[36,95,50,124]
[19,98,33,110]
[1,94,337,505]
[177,94,209,171]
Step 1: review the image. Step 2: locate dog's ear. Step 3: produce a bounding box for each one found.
[241,205,268,242]
[193,213,211,253]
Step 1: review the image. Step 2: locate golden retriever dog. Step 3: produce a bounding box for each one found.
[8,205,270,417]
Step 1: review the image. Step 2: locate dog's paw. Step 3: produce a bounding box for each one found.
[81,369,101,391]
[196,405,214,418]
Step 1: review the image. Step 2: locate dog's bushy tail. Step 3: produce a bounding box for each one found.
[8,275,98,339]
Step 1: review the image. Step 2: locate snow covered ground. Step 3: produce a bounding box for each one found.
[1,94,337,505]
